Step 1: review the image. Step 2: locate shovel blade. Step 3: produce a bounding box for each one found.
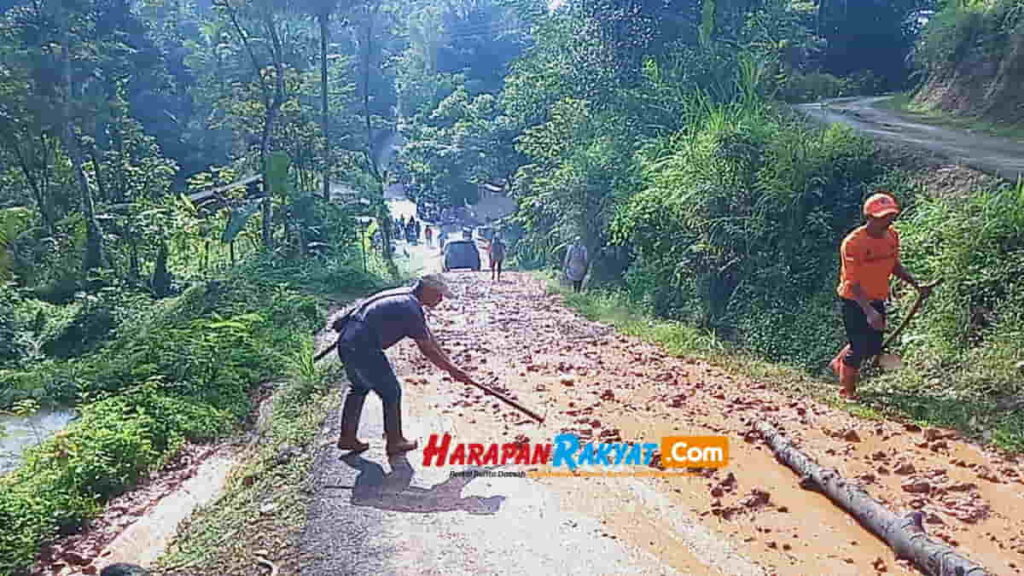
[878,353,904,372]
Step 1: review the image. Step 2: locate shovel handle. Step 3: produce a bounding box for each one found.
[881,279,942,351]
[462,377,546,424]
[868,279,942,369]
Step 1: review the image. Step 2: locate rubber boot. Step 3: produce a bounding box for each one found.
[829,345,850,378]
[337,392,369,452]
[383,401,418,455]
[838,362,859,400]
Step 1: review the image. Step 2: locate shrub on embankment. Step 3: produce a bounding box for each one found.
[913,0,1024,124]
[610,102,1024,449]
[873,180,1024,448]
[0,256,380,575]
[613,102,882,368]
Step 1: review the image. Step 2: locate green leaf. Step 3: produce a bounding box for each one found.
[266,152,291,197]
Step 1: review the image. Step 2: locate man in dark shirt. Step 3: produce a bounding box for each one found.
[335,274,473,454]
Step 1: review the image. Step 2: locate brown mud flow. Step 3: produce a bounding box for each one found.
[386,271,1024,576]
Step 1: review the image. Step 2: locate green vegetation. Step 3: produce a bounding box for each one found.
[0,256,383,574]
[613,102,879,368]
[1,0,407,565]
[0,390,227,571]
[493,1,1024,453]
[564,155,1024,451]
[158,347,340,575]
[2,0,1022,570]
[912,0,1024,123]
[883,179,1024,450]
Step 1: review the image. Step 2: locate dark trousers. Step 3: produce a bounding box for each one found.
[841,298,886,369]
[572,280,583,292]
[338,327,402,405]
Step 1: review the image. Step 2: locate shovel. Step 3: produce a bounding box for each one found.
[869,279,942,371]
[460,375,546,424]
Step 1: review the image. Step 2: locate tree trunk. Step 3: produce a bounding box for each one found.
[4,130,53,234]
[757,421,990,576]
[221,0,276,252]
[60,27,104,274]
[358,5,392,261]
[128,234,139,283]
[319,11,331,202]
[260,135,274,252]
[261,11,287,254]
[361,8,376,181]
[151,241,171,297]
[89,145,110,203]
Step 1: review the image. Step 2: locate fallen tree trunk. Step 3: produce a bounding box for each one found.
[756,421,989,576]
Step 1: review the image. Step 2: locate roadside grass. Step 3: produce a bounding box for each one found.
[0,254,386,575]
[881,93,1024,144]
[547,275,885,419]
[157,344,340,576]
[545,274,1022,452]
[158,256,406,574]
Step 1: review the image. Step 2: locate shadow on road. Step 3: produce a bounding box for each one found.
[340,453,505,515]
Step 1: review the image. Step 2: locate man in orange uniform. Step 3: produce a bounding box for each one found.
[830,192,931,399]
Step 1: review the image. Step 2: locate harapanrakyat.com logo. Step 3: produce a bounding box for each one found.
[422,433,729,477]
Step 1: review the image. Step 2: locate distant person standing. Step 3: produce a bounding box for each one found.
[406,218,417,244]
[564,237,589,293]
[439,228,448,251]
[488,234,507,282]
[425,225,434,247]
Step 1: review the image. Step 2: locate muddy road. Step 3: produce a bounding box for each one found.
[303,269,1024,576]
[796,96,1024,181]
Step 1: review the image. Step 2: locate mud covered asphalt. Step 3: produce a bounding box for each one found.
[302,268,1024,576]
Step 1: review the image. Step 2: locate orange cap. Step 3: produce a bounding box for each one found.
[863,192,900,218]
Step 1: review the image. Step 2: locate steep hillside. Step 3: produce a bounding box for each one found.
[913,0,1024,124]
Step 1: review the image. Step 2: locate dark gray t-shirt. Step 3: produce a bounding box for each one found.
[348,288,429,349]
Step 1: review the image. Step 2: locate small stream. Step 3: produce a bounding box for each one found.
[0,409,76,474]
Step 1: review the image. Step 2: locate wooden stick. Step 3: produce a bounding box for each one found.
[867,279,942,370]
[883,280,943,351]
[314,339,337,363]
[462,377,545,424]
[757,420,989,576]
[314,339,544,423]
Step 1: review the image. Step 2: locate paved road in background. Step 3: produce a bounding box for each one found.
[796,96,1024,181]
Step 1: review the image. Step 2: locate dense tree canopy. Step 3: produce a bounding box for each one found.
[3,2,1023,572]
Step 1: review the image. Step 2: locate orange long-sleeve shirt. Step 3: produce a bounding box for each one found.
[837,225,900,301]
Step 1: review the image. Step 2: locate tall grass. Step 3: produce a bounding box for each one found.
[604,101,1024,450]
